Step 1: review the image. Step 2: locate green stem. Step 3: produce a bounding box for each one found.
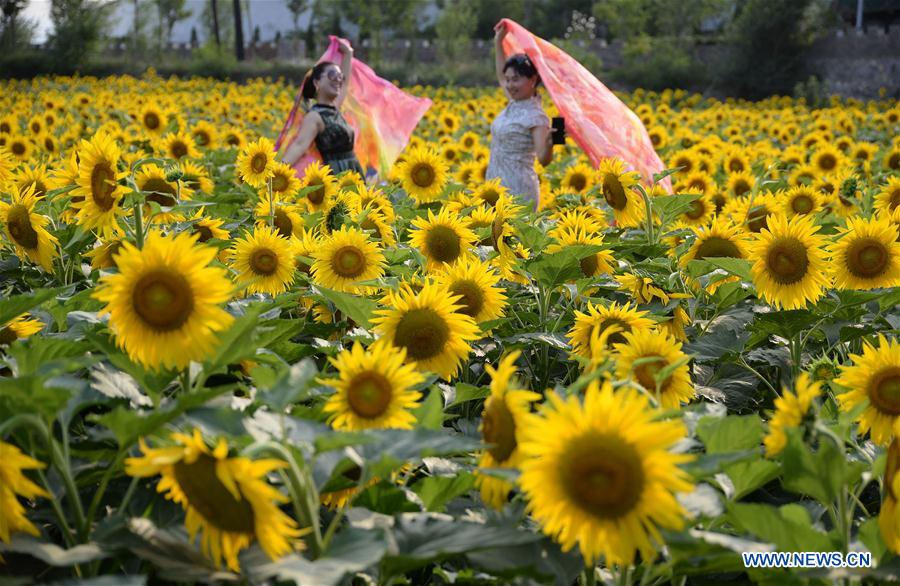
[789,334,802,380]
[83,450,126,540]
[267,177,275,229]
[133,195,145,249]
[737,356,779,397]
[581,565,596,586]
[321,505,347,552]
[50,436,87,534]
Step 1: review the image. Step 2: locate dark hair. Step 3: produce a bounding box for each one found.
[301,61,339,101]
[503,53,540,83]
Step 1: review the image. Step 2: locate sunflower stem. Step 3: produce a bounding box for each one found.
[50,430,87,537]
[27,432,78,550]
[83,449,127,540]
[581,564,597,586]
[133,193,145,249]
[267,176,275,229]
[789,334,802,381]
[321,504,347,552]
[637,184,655,245]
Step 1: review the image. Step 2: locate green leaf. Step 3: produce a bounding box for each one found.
[728,502,836,552]
[524,245,603,288]
[780,429,866,507]
[448,382,489,407]
[96,386,232,446]
[0,287,65,326]
[7,338,98,377]
[412,472,476,512]
[686,258,753,282]
[204,305,266,373]
[257,358,319,411]
[859,517,888,562]
[0,375,80,419]
[0,535,109,566]
[724,459,780,500]
[316,287,378,329]
[414,387,444,430]
[651,193,701,223]
[696,415,764,454]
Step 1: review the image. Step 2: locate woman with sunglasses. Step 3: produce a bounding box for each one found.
[487,22,553,209]
[282,39,364,177]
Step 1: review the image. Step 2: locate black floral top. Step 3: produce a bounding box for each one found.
[312,103,364,176]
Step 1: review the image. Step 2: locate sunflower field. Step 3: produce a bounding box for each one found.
[1,72,900,585]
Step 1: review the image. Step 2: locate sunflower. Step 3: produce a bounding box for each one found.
[297,161,337,211]
[782,185,824,217]
[159,130,200,161]
[883,146,900,172]
[94,231,234,371]
[5,134,32,162]
[723,193,778,233]
[396,147,449,204]
[311,225,386,294]
[518,379,693,565]
[0,440,50,545]
[615,272,674,305]
[476,351,541,509]
[680,217,749,266]
[830,215,900,290]
[191,120,218,149]
[763,373,821,457]
[320,340,423,431]
[125,430,302,572]
[614,330,694,408]
[267,161,302,199]
[567,301,655,359]
[13,164,51,199]
[836,335,900,446]
[880,435,900,553]
[811,144,846,176]
[0,183,58,271]
[190,208,230,244]
[137,103,167,135]
[236,137,276,188]
[135,163,186,224]
[749,213,830,310]
[726,170,755,199]
[0,313,43,345]
[72,132,127,237]
[179,160,215,195]
[372,281,480,380]
[875,176,900,215]
[433,257,507,324]
[675,194,714,228]
[546,226,616,279]
[229,225,297,296]
[472,178,508,207]
[561,162,595,194]
[408,207,477,271]
[254,198,304,239]
[84,238,126,270]
[598,158,644,228]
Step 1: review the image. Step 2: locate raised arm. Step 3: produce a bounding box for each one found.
[281,111,323,166]
[532,124,553,166]
[336,39,353,109]
[494,23,509,97]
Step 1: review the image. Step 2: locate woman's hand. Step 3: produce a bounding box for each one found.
[494,22,507,44]
[337,38,353,54]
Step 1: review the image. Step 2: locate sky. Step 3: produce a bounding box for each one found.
[22,0,319,45]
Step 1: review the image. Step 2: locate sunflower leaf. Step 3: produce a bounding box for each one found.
[316,287,378,329]
[412,472,476,512]
[0,287,65,326]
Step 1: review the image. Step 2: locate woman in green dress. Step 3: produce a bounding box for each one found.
[282,39,365,177]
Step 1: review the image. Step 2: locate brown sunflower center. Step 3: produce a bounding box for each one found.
[250,153,268,174]
[685,200,706,220]
[791,195,814,214]
[886,189,900,211]
[410,163,436,188]
[817,153,837,171]
[170,141,188,159]
[250,248,279,276]
[845,238,888,278]
[868,367,900,416]
[173,454,255,533]
[424,225,462,263]
[482,398,517,462]
[568,174,588,193]
[272,173,289,193]
[393,308,450,361]
[143,112,160,130]
[0,326,17,345]
[580,254,599,277]
[694,236,741,259]
[889,153,900,170]
[331,245,366,279]
[307,180,326,205]
[594,318,630,348]
[6,204,39,250]
[765,238,809,285]
[141,177,177,207]
[194,130,210,146]
[728,159,744,173]
[194,225,214,243]
[449,279,485,318]
[560,432,645,520]
[479,189,500,206]
[746,205,770,233]
[273,209,294,238]
[132,269,194,332]
[346,371,393,419]
[633,355,669,392]
[90,162,117,211]
[602,174,627,210]
[733,179,751,197]
[11,141,25,156]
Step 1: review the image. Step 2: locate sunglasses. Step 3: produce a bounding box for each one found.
[325,70,344,82]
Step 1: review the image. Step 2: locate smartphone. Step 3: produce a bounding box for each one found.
[551,117,566,145]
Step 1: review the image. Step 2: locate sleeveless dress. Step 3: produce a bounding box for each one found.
[311,103,365,177]
[486,95,550,208]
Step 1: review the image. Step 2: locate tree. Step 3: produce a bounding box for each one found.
[156,0,192,48]
[0,0,27,51]
[232,0,244,60]
[286,0,307,38]
[436,0,478,66]
[210,0,220,46]
[48,0,113,71]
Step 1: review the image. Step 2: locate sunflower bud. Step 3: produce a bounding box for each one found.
[165,166,184,182]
